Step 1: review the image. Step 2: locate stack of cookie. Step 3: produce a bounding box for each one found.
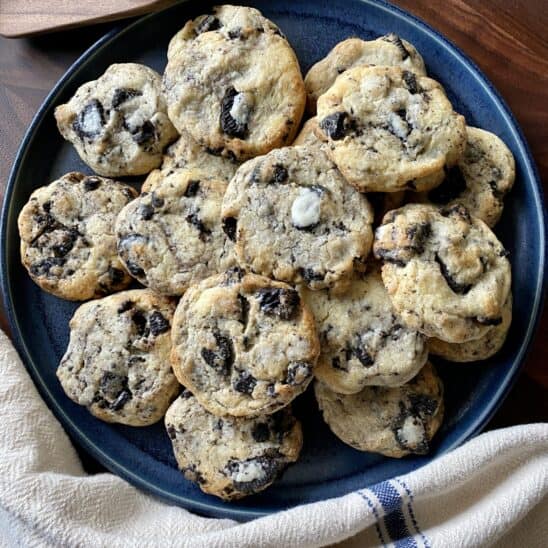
[17,5,514,500]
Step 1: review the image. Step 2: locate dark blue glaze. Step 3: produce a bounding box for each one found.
[1,0,545,521]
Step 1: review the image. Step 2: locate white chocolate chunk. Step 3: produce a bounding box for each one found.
[389,111,409,140]
[291,188,321,228]
[81,107,103,135]
[397,415,425,449]
[229,460,266,483]
[230,92,253,125]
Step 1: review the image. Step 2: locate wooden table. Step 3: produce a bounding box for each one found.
[0,0,546,433]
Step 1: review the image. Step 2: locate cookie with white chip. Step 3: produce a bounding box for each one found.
[300,266,428,393]
[165,390,302,500]
[57,289,179,426]
[116,169,235,295]
[55,63,178,176]
[163,5,305,160]
[413,127,515,227]
[305,34,426,113]
[170,270,319,417]
[315,361,444,457]
[373,204,511,343]
[429,293,512,362]
[222,146,374,290]
[316,65,466,192]
[18,172,137,301]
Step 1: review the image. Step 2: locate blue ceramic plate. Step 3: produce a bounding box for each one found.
[1,0,545,521]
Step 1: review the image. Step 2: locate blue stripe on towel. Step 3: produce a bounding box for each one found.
[370,481,417,547]
[358,489,387,546]
[394,478,430,548]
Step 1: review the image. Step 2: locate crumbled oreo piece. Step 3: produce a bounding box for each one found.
[223,455,281,494]
[233,370,257,395]
[112,88,142,108]
[51,228,79,258]
[220,87,248,139]
[382,33,410,60]
[83,177,102,191]
[131,309,148,336]
[475,315,503,326]
[73,99,105,140]
[196,15,221,35]
[184,180,201,197]
[286,361,311,385]
[150,192,164,208]
[435,254,472,295]
[402,70,419,94]
[271,164,288,184]
[299,267,324,284]
[139,204,154,220]
[319,111,350,140]
[30,257,65,277]
[222,217,238,241]
[131,120,156,146]
[257,287,300,320]
[149,311,170,336]
[201,332,233,375]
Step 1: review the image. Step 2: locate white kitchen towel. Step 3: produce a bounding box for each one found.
[0,328,546,548]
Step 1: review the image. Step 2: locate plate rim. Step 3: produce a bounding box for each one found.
[1,0,546,521]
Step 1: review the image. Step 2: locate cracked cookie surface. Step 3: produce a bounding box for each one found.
[373,204,511,343]
[165,390,302,500]
[429,293,512,362]
[116,169,235,295]
[315,361,444,457]
[163,5,305,160]
[305,34,426,113]
[413,127,515,227]
[18,172,137,301]
[170,270,319,417]
[300,266,427,393]
[142,131,240,193]
[55,63,177,176]
[316,65,466,192]
[222,145,374,290]
[57,289,179,426]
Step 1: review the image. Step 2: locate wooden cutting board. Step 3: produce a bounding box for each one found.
[0,0,179,38]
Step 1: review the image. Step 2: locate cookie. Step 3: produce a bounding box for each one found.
[57,289,179,426]
[116,169,235,295]
[165,390,302,500]
[170,270,319,417]
[315,361,444,457]
[142,131,240,193]
[292,117,325,147]
[167,4,285,60]
[300,267,428,393]
[55,63,178,177]
[429,293,512,362]
[305,34,426,113]
[18,172,137,301]
[316,65,466,192]
[374,204,511,343]
[221,146,374,290]
[163,5,305,160]
[412,127,516,227]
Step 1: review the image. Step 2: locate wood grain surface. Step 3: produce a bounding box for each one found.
[0,0,177,38]
[0,0,546,434]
